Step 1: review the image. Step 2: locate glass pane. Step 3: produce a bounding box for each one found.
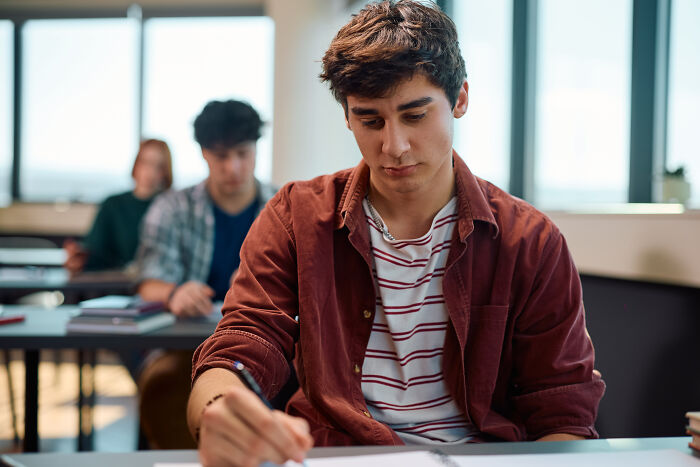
[0,20,13,206]
[21,19,139,202]
[533,0,632,208]
[452,0,511,191]
[666,0,700,207]
[142,17,274,189]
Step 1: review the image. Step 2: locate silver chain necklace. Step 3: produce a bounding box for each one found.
[365,196,396,241]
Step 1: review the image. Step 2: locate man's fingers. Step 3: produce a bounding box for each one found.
[279,414,314,451]
[224,386,307,463]
[199,424,260,467]
[201,403,286,465]
[191,289,213,316]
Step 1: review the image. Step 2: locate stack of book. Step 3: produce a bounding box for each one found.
[66,295,174,334]
[687,411,700,452]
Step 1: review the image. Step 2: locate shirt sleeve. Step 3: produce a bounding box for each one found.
[192,193,299,399]
[509,226,605,440]
[135,192,185,284]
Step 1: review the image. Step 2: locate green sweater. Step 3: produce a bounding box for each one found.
[84,191,154,271]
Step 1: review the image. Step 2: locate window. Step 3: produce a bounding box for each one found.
[20,18,139,202]
[142,17,274,189]
[533,0,632,209]
[666,0,700,207]
[0,20,13,206]
[452,0,511,190]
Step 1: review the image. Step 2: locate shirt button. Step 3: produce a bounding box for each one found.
[363,309,372,319]
[354,364,361,374]
[363,410,372,418]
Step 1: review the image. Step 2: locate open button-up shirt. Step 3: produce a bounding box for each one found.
[192,153,605,445]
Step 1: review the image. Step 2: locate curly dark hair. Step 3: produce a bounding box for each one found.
[193,100,263,150]
[320,0,466,109]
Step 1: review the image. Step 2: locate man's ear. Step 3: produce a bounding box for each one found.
[453,80,469,119]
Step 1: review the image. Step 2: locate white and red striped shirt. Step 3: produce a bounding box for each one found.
[361,197,477,444]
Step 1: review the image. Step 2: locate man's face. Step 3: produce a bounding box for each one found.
[345,73,468,199]
[202,141,257,198]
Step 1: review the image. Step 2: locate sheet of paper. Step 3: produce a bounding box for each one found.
[451,449,698,466]
[304,452,444,466]
[155,449,698,467]
[154,452,443,467]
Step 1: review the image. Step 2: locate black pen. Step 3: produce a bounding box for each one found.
[232,361,309,467]
[232,361,274,409]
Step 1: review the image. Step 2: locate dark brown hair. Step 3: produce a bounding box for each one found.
[320,0,466,108]
[132,138,173,189]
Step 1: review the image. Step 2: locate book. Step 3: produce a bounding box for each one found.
[66,311,175,334]
[78,295,164,317]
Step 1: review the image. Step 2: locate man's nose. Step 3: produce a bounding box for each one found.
[224,156,243,173]
[381,122,410,159]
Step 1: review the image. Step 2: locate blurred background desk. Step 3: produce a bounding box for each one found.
[0,248,65,268]
[0,306,219,452]
[0,268,135,304]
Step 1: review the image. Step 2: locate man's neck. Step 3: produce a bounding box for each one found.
[206,179,257,215]
[368,173,455,240]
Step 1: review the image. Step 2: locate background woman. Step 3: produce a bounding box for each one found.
[63,139,173,274]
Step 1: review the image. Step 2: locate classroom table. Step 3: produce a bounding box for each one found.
[0,305,220,453]
[0,267,135,304]
[0,437,696,466]
[0,248,66,267]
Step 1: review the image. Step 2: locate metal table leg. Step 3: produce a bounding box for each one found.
[77,349,95,451]
[23,349,39,452]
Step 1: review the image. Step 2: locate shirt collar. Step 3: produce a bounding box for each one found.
[335,151,499,240]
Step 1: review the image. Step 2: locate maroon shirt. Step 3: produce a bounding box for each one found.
[192,153,605,445]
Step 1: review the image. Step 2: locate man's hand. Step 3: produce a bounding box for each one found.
[168,281,215,317]
[63,239,87,276]
[198,384,313,467]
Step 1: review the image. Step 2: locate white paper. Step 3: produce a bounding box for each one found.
[304,452,444,466]
[451,449,698,466]
[155,449,698,467]
[154,452,442,467]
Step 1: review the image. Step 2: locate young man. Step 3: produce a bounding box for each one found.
[135,99,276,448]
[188,2,605,465]
[137,99,276,314]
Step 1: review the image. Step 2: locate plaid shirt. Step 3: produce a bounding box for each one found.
[136,179,276,285]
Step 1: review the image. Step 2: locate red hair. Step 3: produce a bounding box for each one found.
[131,139,173,189]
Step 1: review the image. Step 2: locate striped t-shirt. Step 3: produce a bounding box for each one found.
[361,197,477,444]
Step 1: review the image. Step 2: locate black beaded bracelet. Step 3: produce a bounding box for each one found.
[194,393,225,444]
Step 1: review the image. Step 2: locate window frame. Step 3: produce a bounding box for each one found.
[444,0,673,207]
[0,4,264,202]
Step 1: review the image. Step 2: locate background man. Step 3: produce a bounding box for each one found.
[187,2,605,465]
[136,99,276,448]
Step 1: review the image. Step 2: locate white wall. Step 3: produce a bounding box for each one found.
[548,209,700,288]
[265,0,361,187]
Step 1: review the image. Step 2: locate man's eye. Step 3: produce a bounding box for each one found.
[405,113,426,122]
[361,119,383,128]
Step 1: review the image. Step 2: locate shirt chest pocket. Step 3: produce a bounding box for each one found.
[465,305,510,396]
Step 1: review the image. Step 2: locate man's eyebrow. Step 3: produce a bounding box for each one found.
[349,107,378,116]
[397,97,433,111]
[349,96,434,115]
